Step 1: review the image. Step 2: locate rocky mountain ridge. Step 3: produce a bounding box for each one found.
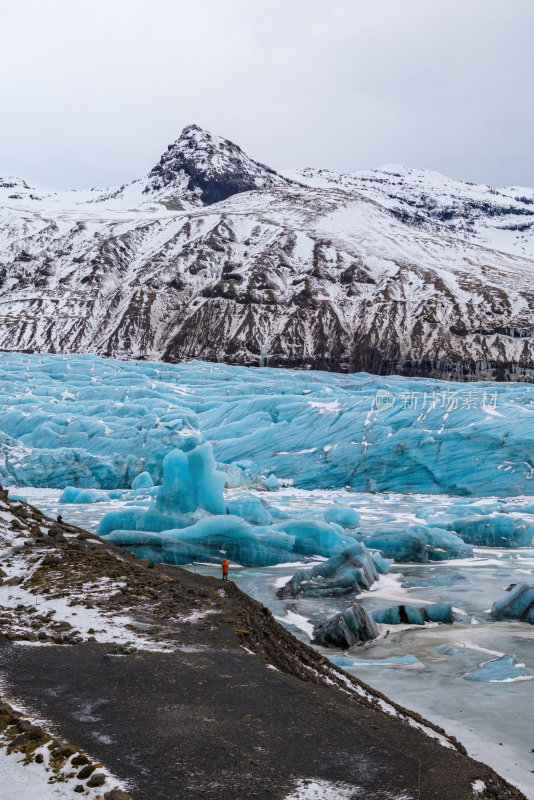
[1,126,534,380]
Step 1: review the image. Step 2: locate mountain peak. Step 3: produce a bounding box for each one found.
[145,124,293,205]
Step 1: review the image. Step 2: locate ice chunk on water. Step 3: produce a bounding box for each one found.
[226,494,273,526]
[434,644,461,655]
[106,517,299,567]
[450,515,534,548]
[491,583,534,623]
[361,525,473,562]
[313,603,379,648]
[131,471,154,490]
[271,520,357,559]
[265,474,279,491]
[464,654,533,682]
[323,505,360,528]
[97,443,374,566]
[277,543,389,599]
[157,443,226,515]
[59,486,109,503]
[372,602,454,626]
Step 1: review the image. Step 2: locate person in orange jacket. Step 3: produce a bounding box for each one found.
[221,558,229,581]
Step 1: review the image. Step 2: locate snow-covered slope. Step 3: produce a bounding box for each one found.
[1,126,534,380]
[285,164,534,260]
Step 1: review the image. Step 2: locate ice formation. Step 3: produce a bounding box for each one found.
[131,471,154,490]
[2,354,534,497]
[491,583,534,623]
[277,544,390,599]
[372,602,454,626]
[323,506,360,528]
[59,486,123,503]
[464,655,533,682]
[97,442,368,567]
[313,604,379,648]
[448,515,534,548]
[360,526,473,562]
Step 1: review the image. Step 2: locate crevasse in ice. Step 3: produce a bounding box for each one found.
[2,353,534,497]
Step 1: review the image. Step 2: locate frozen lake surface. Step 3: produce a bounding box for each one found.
[22,485,534,798]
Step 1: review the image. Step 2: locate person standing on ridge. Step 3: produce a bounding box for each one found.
[221,558,229,581]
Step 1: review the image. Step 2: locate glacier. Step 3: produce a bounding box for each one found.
[2,354,534,499]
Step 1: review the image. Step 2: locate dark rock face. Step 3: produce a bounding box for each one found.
[313,603,379,648]
[146,124,293,205]
[2,125,534,381]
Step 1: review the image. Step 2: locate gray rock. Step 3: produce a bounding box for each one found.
[77,765,95,780]
[87,772,107,787]
[9,732,32,747]
[3,575,24,586]
[29,724,43,739]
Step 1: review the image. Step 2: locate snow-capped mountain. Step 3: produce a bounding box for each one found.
[1,125,534,381]
[285,164,534,260]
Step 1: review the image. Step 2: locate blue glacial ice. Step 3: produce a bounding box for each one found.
[448,515,534,548]
[97,441,370,567]
[2,353,534,497]
[433,644,462,655]
[225,494,273,525]
[277,544,390,598]
[59,486,122,503]
[360,526,473,562]
[131,471,154,490]
[372,602,454,625]
[323,505,360,528]
[491,583,534,623]
[464,655,533,682]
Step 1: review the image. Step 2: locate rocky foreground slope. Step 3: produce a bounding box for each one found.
[1,126,534,380]
[0,489,526,799]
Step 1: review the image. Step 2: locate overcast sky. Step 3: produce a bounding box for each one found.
[1,0,533,190]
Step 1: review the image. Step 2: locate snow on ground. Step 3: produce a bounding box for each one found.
[0,700,128,800]
[283,777,414,799]
[0,746,124,800]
